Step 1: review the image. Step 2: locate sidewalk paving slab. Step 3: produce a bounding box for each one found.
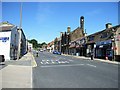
[0,52,36,89]
[1,65,32,88]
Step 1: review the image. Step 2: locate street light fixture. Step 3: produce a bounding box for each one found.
[111,28,116,61]
[17,3,22,60]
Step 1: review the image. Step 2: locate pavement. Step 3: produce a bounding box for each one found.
[63,54,119,65]
[0,51,119,89]
[0,52,36,89]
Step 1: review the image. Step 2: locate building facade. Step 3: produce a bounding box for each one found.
[28,42,33,52]
[47,41,54,52]
[0,22,27,60]
[61,27,71,54]
[51,16,120,61]
[69,16,85,55]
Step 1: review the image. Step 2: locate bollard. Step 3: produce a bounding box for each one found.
[105,56,108,60]
[0,55,5,64]
[36,52,39,57]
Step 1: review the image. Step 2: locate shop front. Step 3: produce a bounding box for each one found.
[86,43,95,57]
[95,40,112,60]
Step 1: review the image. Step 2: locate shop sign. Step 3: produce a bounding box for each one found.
[96,40,111,46]
[0,37,9,42]
[99,45,103,48]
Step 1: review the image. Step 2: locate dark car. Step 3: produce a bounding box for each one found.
[0,55,5,63]
[53,51,61,55]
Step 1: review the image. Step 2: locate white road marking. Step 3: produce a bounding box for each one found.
[58,61,61,64]
[65,61,69,63]
[52,61,55,64]
[69,60,73,62]
[41,64,84,68]
[86,64,96,68]
[46,62,49,64]
[41,62,43,64]
[42,60,45,62]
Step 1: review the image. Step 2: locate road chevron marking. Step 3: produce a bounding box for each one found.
[40,64,84,67]
[86,64,96,67]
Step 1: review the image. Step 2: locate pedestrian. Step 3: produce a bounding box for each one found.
[36,51,39,57]
[91,51,94,60]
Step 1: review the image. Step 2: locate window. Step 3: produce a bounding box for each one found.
[100,32,108,38]
[88,36,94,41]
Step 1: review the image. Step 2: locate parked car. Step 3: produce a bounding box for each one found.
[0,55,5,63]
[53,51,61,55]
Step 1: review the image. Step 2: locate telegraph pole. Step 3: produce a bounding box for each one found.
[17,3,22,60]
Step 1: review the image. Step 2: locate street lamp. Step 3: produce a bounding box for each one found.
[111,28,116,61]
[17,3,22,60]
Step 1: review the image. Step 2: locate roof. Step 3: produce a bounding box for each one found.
[0,26,14,31]
[87,24,120,37]
[0,21,14,31]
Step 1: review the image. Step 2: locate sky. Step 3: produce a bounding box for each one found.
[2,2,119,43]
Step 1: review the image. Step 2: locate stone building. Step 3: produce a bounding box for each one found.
[54,37,61,52]
[61,27,71,54]
[52,16,120,61]
[68,22,120,61]
[93,23,120,61]
[69,16,85,55]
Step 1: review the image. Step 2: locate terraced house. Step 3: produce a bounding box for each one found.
[61,16,85,55]
[70,23,120,61]
[92,23,120,61]
[51,16,120,61]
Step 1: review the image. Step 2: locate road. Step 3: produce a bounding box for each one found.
[33,51,119,88]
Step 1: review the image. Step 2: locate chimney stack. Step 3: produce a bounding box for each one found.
[60,32,63,37]
[67,26,71,34]
[80,16,84,30]
[106,23,112,29]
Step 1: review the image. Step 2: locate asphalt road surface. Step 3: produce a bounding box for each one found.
[33,51,119,88]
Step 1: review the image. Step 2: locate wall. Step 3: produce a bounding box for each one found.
[10,26,19,59]
[116,27,120,55]
[20,29,27,56]
[70,27,84,41]
[0,31,11,60]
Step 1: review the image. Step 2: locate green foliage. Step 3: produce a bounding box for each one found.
[28,39,38,49]
[28,39,47,49]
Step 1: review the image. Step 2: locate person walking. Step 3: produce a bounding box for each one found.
[36,50,39,57]
[91,51,94,60]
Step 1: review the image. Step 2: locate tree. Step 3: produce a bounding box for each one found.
[41,42,47,46]
[28,39,38,49]
[28,39,47,49]
[37,43,42,48]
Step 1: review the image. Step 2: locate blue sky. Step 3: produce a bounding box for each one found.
[2,2,118,43]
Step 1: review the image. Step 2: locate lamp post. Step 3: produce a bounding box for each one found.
[17,3,22,60]
[111,28,116,61]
